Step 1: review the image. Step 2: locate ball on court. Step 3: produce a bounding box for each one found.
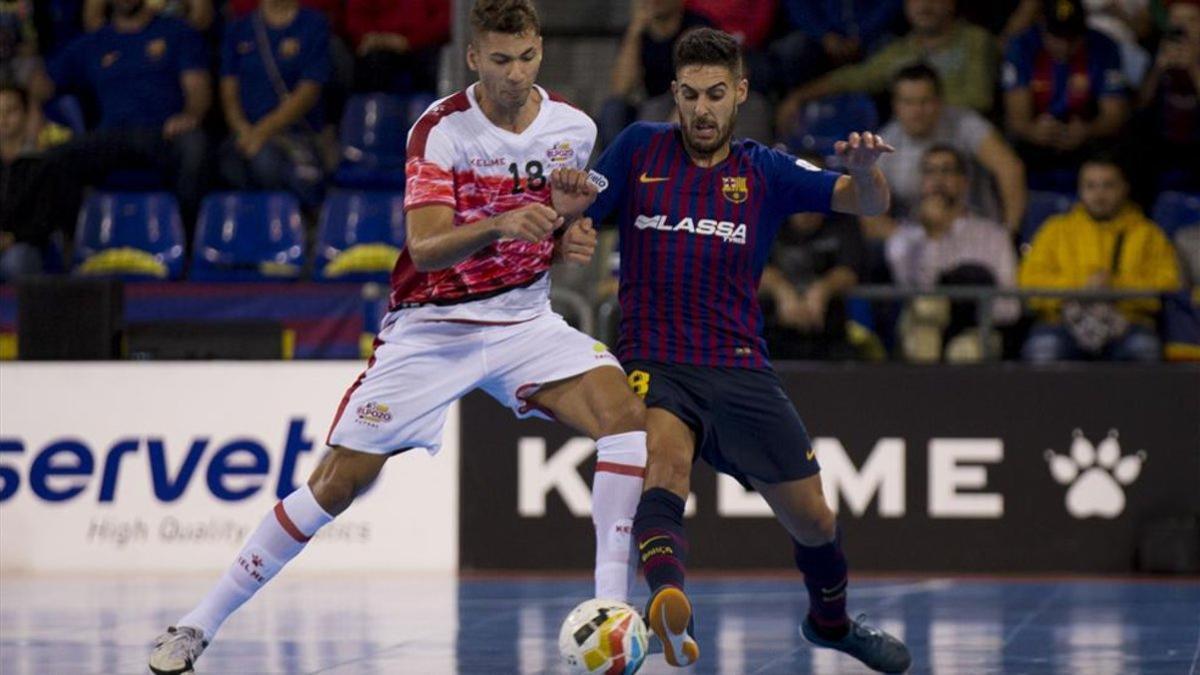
[558,598,648,675]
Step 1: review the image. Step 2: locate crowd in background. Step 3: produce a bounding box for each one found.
[1,0,1198,363]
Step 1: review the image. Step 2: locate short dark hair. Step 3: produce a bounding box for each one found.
[1080,152,1128,180]
[922,143,968,174]
[470,0,540,37]
[893,62,942,96]
[674,27,743,77]
[1044,0,1087,37]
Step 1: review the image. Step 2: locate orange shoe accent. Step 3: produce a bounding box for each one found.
[647,587,699,667]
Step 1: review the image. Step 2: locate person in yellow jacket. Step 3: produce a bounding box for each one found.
[1019,156,1182,362]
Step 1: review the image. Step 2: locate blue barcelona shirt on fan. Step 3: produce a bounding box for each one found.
[586,122,842,369]
[48,16,207,130]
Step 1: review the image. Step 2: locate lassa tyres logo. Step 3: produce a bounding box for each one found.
[634,214,748,245]
[0,419,319,503]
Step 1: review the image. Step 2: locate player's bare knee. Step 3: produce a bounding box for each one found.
[307,474,358,516]
[305,447,383,516]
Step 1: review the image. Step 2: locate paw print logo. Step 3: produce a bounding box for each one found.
[1045,429,1147,519]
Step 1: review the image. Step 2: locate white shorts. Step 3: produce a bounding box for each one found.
[326,309,622,455]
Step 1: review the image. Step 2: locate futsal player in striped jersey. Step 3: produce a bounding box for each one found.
[576,27,912,673]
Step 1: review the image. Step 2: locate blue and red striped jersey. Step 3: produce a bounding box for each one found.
[586,122,842,368]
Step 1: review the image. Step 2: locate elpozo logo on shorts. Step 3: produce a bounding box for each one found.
[355,402,393,427]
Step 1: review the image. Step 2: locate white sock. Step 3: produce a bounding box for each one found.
[592,431,647,601]
[177,485,333,638]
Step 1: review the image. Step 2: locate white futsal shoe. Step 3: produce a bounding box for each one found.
[148,626,208,674]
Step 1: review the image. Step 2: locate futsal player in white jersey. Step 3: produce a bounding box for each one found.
[149,2,646,672]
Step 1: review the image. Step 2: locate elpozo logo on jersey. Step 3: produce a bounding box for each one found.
[634,214,747,245]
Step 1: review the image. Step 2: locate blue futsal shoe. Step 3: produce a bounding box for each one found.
[801,613,911,673]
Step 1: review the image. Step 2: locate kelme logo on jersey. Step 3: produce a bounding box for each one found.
[634,214,747,245]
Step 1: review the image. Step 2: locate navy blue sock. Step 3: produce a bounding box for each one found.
[633,488,688,594]
[793,531,849,639]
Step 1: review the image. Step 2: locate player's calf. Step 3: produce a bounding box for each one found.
[150,448,383,672]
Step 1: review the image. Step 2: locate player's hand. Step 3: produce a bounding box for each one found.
[550,167,598,219]
[556,217,598,266]
[834,132,895,174]
[493,204,564,244]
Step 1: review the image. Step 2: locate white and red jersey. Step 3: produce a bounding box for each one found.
[394,83,596,322]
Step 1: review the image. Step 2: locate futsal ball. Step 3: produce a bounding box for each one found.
[558,598,648,675]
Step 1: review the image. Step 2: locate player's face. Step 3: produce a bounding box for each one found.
[467,30,543,113]
[919,152,968,204]
[1079,164,1128,221]
[673,64,748,157]
[905,0,954,34]
[893,80,941,137]
[0,92,26,143]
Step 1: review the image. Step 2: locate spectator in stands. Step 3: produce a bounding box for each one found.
[1072,0,1153,89]
[772,0,904,90]
[687,0,775,51]
[1002,0,1130,189]
[219,0,330,206]
[32,0,211,226]
[344,0,450,94]
[31,0,85,58]
[0,84,47,281]
[1,0,40,87]
[1019,155,1182,362]
[600,0,711,148]
[227,0,344,31]
[886,145,1019,361]
[960,0,1041,39]
[776,0,999,137]
[686,0,777,90]
[1137,0,1200,191]
[760,205,867,361]
[877,64,1027,234]
[83,0,213,32]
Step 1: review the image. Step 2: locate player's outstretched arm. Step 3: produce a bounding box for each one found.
[407,203,564,272]
[830,131,894,217]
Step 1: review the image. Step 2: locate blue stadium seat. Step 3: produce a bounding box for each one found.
[314,190,406,282]
[334,94,411,189]
[43,95,87,135]
[1151,192,1200,238]
[786,93,879,159]
[191,192,305,281]
[1020,191,1075,246]
[74,191,185,280]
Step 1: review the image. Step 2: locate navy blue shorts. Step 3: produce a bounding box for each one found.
[624,360,819,487]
